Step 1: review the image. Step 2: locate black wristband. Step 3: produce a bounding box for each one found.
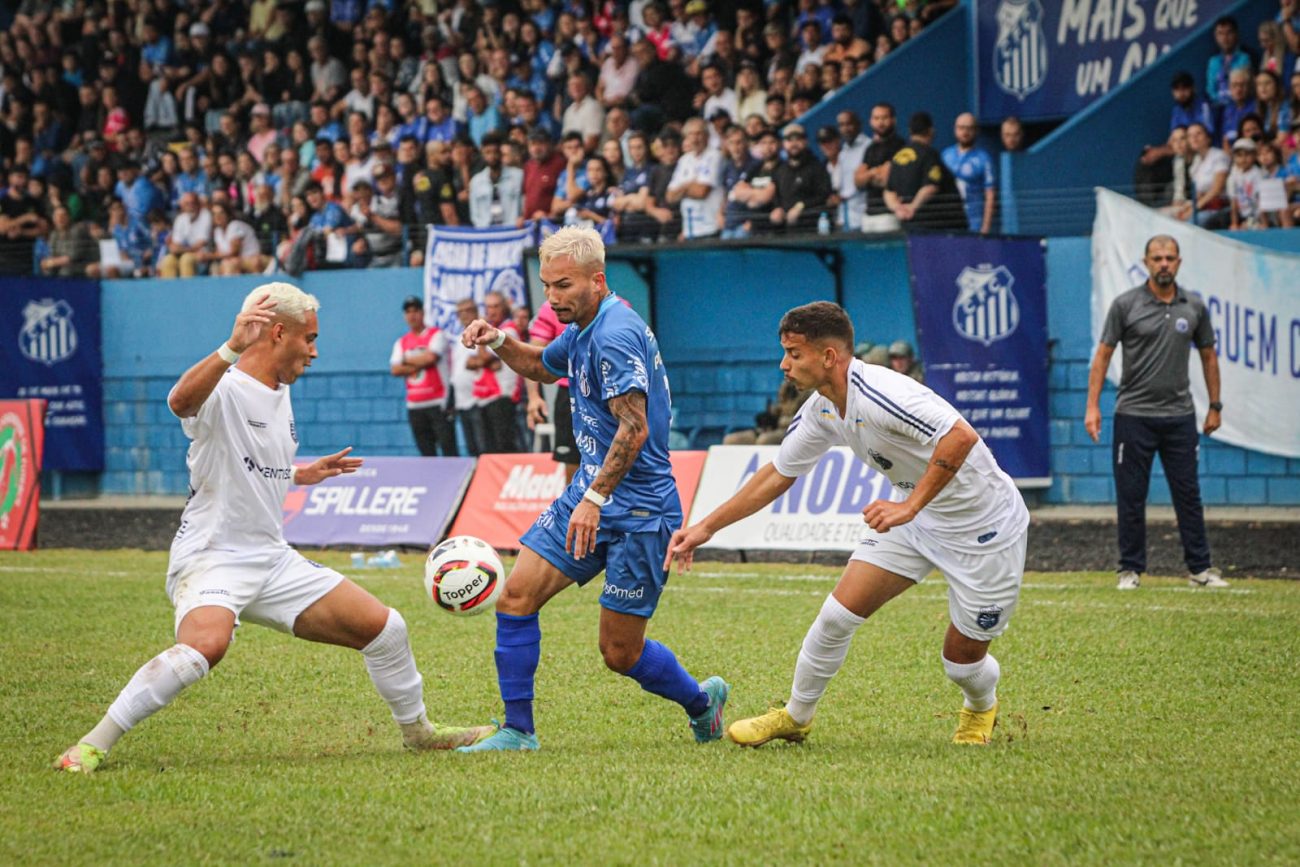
[1209,402,1223,412]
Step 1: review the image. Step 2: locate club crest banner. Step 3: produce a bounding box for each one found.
[1092,189,1300,458]
[974,0,1236,122]
[908,234,1051,485]
[423,225,531,334]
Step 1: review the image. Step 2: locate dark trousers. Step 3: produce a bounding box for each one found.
[1113,412,1212,574]
[459,405,486,456]
[407,405,457,457]
[480,397,519,453]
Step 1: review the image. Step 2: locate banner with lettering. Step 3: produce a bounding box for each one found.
[282,457,476,547]
[974,0,1235,122]
[1092,189,1300,458]
[450,451,707,550]
[0,279,103,471]
[0,400,46,550]
[423,225,531,333]
[687,446,892,551]
[908,234,1051,485]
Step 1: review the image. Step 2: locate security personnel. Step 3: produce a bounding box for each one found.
[883,112,967,231]
[1085,235,1227,590]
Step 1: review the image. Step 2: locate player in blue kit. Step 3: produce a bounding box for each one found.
[455,226,728,752]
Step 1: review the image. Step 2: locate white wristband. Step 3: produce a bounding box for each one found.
[583,487,609,508]
[488,330,507,350]
[216,342,241,364]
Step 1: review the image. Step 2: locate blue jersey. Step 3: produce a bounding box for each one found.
[541,294,681,532]
[942,145,996,232]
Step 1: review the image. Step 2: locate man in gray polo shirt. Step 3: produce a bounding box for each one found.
[1085,234,1227,590]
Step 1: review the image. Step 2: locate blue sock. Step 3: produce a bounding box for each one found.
[624,639,708,717]
[495,613,540,735]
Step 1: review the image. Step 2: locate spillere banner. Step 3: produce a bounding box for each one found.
[450,452,707,550]
[908,234,1052,485]
[1092,189,1300,459]
[974,0,1235,122]
[686,446,893,552]
[0,400,47,551]
[0,279,104,471]
[282,457,476,547]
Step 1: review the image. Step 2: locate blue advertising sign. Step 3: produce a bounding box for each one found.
[974,0,1235,122]
[907,235,1050,485]
[0,279,104,471]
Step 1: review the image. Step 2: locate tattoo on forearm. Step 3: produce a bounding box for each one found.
[932,457,963,474]
[592,391,647,496]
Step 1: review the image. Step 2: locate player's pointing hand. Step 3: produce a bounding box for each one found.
[461,319,501,349]
[228,293,277,353]
[295,447,364,486]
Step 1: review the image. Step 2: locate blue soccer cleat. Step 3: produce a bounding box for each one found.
[688,676,731,743]
[455,721,539,753]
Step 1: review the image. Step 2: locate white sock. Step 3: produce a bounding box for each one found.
[94,644,210,750]
[362,608,427,726]
[786,595,866,726]
[943,653,1000,712]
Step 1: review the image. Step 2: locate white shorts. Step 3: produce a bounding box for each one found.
[849,522,1027,641]
[166,547,345,636]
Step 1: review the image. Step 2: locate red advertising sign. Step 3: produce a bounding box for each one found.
[0,400,46,551]
[450,451,707,550]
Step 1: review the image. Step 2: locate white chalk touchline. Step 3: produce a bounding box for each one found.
[684,571,1257,595]
[0,565,134,576]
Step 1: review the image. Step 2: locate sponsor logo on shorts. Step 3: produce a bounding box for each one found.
[602,582,644,601]
[199,588,232,597]
[976,605,1003,630]
[243,456,295,480]
[247,419,268,429]
[977,530,999,544]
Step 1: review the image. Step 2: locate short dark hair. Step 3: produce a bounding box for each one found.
[1213,15,1237,32]
[908,111,934,136]
[872,101,896,117]
[1144,234,1180,257]
[1170,71,1194,89]
[481,130,506,148]
[779,302,855,349]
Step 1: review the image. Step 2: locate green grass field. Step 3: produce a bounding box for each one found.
[3,550,1299,865]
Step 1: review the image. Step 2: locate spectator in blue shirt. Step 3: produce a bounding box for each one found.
[139,19,173,69]
[114,163,166,239]
[1206,16,1253,107]
[941,113,997,234]
[417,95,460,143]
[172,146,212,203]
[1169,71,1218,141]
[1220,68,1259,148]
[465,85,504,146]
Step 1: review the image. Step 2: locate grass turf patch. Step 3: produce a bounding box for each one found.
[2,550,1298,864]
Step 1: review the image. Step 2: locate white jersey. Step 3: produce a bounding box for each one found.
[773,359,1028,554]
[169,366,298,562]
[668,148,724,238]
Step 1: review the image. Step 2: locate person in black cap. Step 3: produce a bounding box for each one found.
[389,295,458,457]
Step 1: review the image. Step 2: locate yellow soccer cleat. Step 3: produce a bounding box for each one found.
[952,702,998,745]
[54,742,106,774]
[727,706,813,748]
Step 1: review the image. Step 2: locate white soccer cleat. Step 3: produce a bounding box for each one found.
[1116,570,1140,591]
[1188,567,1229,588]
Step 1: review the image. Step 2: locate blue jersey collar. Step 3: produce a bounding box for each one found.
[579,292,620,336]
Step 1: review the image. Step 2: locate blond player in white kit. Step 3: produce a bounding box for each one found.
[665,302,1029,746]
[55,283,490,774]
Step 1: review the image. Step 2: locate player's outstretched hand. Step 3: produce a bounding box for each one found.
[663,524,713,574]
[295,447,363,486]
[566,499,601,560]
[229,293,277,353]
[863,498,917,534]
[461,319,500,349]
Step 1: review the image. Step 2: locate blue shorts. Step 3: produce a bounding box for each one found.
[520,497,677,618]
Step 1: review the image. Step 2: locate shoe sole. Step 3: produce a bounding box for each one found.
[727,729,809,748]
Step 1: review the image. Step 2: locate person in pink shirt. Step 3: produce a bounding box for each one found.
[389,295,456,456]
[527,300,581,483]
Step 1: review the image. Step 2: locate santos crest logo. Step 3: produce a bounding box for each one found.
[19,298,78,366]
[994,0,1047,100]
[953,264,1020,347]
[243,456,294,480]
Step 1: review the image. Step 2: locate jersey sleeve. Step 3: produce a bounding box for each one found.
[772,396,835,478]
[541,327,572,379]
[594,323,651,399]
[1192,302,1215,349]
[1099,296,1126,347]
[429,329,448,358]
[389,337,405,367]
[860,375,961,446]
[173,375,225,440]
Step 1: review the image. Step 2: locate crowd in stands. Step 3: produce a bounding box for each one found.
[0,0,983,278]
[1136,10,1300,230]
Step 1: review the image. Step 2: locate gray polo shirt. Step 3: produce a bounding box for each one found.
[1100,283,1215,417]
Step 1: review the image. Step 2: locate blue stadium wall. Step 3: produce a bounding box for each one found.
[98,235,1300,505]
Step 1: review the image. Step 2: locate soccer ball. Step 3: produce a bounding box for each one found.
[424,535,505,616]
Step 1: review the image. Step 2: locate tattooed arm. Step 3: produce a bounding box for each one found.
[566,390,648,559]
[863,419,980,533]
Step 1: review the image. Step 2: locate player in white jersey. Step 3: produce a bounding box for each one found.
[55,283,491,774]
[666,302,1029,746]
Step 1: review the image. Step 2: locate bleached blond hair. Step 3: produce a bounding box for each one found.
[241,281,321,323]
[538,225,605,275]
